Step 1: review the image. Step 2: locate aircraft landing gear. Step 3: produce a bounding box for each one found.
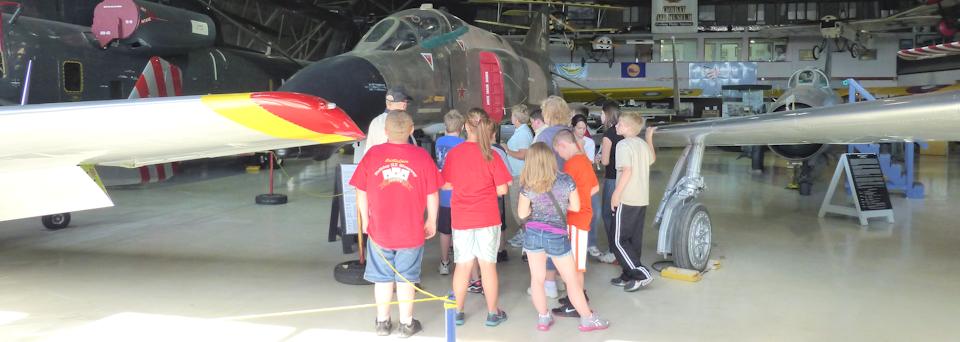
[41,213,71,230]
[654,139,712,271]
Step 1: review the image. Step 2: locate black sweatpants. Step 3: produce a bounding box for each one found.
[613,204,652,281]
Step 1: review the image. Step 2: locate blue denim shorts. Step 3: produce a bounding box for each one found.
[523,227,571,257]
[364,239,424,283]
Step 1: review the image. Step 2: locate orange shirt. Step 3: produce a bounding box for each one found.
[564,154,598,231]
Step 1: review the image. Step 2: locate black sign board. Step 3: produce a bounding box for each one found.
[846,153,893,211]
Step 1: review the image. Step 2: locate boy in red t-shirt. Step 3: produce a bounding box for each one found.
[441,108,512,327]
[350,110,442,338]
[551,129,599,317]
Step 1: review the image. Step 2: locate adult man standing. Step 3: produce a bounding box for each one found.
[354,87,412,163]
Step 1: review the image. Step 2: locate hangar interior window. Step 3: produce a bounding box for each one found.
[749,38,788,62]
[705,39,741,61]
[63,61,82,93]
[659,39,697,62]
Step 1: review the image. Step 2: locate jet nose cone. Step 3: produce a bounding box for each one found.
[280,55,387,132]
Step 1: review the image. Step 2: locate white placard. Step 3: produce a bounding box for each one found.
[339,164,359,235]
[652,0,698,33]
[191,20,210,36]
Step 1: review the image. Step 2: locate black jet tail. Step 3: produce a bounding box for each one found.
[514,12,557,96]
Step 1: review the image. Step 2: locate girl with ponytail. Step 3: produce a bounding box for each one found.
[440,108,514,326]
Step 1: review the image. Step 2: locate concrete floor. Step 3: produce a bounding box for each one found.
[0,148,958,341]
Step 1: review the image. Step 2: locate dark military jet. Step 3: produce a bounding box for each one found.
[0,0,299,106]
[280,4,557,142]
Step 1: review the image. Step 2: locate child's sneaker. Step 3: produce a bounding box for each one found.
[375,319,392,336]
[507,230,524,247]
[536,313,554,331]
[467,279,484,294]
[454,312,465,326]
[587,246,602,258]
[578,313,609,332]
[599,252,617,264]
[398,319,422,338]
[484,309,508,327]
[438,260,450,275]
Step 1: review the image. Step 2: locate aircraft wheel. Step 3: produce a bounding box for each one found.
[334,259,373,285]
[42,213,71,230]
[670,202,712,271]
[255,193,288,205]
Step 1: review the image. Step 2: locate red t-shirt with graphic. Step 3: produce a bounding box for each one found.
[441,142,512,230]
[350,143,442,249]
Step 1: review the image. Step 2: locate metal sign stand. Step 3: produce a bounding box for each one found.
[819,154,895,225]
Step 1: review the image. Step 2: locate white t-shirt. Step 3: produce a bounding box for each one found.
[581,136,596,163]
[615,137,653,206]
[364,112,389,155]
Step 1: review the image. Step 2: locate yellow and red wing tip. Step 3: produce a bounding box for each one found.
[202,92,365,144]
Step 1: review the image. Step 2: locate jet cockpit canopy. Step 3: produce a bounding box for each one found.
[354,8,465,52]
[788,68,831,89]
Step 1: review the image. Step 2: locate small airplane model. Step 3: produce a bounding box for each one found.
[763,0,959,59]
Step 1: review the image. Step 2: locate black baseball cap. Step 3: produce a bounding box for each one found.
[385,86,411,103]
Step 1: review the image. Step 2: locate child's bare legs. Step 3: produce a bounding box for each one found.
[478,260,500,312]
[396,282,415,324]
[552,255,593,317]
[452,259,475,312]
[374,282,395,321]
[526,251,549,314]
[440,233,451,263]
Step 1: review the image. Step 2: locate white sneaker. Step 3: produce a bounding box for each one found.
[587,246,602,258]
[599,252,617,264]
[526,286,559,299]
[438,260,450,275]
[507,231,524,248]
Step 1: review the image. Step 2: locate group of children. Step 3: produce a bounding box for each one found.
[350,88,656,337]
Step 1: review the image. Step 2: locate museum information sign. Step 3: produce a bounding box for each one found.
[652,0,698,33]
[819,153,894,225]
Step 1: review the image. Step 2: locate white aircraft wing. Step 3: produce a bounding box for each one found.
[0,92,364,222]
[846,15,942,32]
[655,90,960,147]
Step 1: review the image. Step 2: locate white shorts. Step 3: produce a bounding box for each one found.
[569,225,588,272]
[453,225,501,263]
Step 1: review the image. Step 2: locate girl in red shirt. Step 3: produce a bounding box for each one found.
[441,108,512,327]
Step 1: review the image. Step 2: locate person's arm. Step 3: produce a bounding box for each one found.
[611,167,631,211]
[356,190,369,233]
[568,187,580,212]
[496,184,509,196]
[601,136,613,166]
[518,193,532,219]
[442,182,452,190]
[590,185,600,196]
[424,191,439,239]
[645,127,657,164]
[505,147,527,160]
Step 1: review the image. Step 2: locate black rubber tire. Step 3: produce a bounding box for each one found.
[670,202,711,271]
[42,213,71,230]
[334,260,373,285]
[255,193,288,205]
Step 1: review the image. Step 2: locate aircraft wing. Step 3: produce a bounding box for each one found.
[467,0,625,10]
[0,92,364,222]
[762,24,819,37]
[654,90,960,147]
[845,15,942,32]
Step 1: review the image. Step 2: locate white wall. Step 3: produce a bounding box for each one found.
[551,33,907,91]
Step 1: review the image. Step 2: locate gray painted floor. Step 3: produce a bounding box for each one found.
[0,148,957,341]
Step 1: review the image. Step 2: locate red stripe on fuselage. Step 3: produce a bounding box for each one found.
[150,57,167,97]
[155,165,166,180]
[138,166,150,184]
[171,65,182,96]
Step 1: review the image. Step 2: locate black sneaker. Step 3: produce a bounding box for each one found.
[624,277,653,292]
[559,291,589,305]
[521,253,528,263]
[375,319,392,336]
[497,250,509,262]
[398,319,422,338]
[551,302,580,317]
[610,277,628,287]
